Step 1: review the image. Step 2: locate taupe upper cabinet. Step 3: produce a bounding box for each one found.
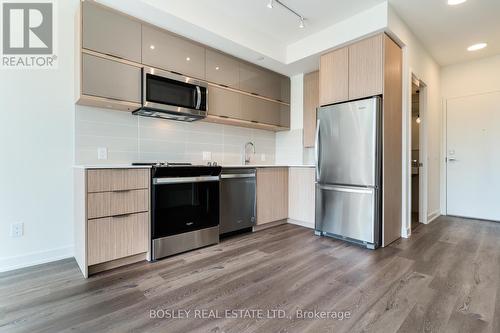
[239,62,290,103]
[319,47,349,106]
[82,1,141,63]
[205,50,240,88]
[208,86,242,119]
[348,34,384,100]
[303,71,319,148]
[142,25,206,79]
[82,54,141,104]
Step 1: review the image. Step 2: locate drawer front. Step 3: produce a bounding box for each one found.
[87,212,148,265]
[88,189,149,219]
[87,169,149,193]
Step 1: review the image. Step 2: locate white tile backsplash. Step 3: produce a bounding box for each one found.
[75,105,276,165]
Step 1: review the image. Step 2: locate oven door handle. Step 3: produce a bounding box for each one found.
[153,176,219,185]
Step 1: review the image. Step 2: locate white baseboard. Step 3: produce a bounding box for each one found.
[0,246,74,273]
[287,219,314,229]
[427,210,441,224]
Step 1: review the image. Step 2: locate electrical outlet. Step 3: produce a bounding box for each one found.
[261,154,266,162]
[202,151,212,161]
[97,147,108,160]
[10,223,23,238]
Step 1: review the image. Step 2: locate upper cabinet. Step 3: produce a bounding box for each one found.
[82,1,141,63]
[319,34,385,106]
[348,34,384,100]
[142,25,206,79]
[303,71,319,148]
[319,48,349,106]
[239,62,290,103]
[205,50,240,89]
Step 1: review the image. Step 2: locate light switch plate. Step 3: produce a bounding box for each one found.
[97,147,108,160]
[202,151,212,161]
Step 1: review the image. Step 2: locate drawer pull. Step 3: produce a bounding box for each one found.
[113,213,132,219]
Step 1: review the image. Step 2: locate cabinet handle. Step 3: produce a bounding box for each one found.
[112,213,132,219]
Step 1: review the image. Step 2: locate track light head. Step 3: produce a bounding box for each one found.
[267,0,273,9]
[299,17,305,28]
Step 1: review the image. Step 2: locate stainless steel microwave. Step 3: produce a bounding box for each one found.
[133,67,208,122]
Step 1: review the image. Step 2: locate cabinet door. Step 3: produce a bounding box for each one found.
[319,48,349,106]
[257,168,289,224]
[240,95,281,126]
[239,63,266,97]
[206,50,239,88]
[288,168,315,224]
[208,86,242,119]
[280,104,291,129]
[280,76,291,103]
[82,1,141,62]
[82,54,141,103]
[87,212,148,265]
[303,71,319,147]
[348,34,384,100]
[142,25,205,79]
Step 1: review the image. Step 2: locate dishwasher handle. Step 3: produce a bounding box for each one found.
[220,173,256,179]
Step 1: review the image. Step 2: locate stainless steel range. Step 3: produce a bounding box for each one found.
[133,163,222,260]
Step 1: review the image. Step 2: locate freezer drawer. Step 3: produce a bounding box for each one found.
[316,97,381,187]
[315,184,379,246]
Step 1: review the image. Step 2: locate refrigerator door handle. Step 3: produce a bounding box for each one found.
[315,118,321,180]
[317,184,374,194]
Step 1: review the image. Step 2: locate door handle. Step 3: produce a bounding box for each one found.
[195,86,202,109]
[314,118,321,180]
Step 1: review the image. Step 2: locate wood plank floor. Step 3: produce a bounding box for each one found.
[1,215,500,333]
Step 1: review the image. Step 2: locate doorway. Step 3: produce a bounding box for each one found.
[407,74,427,234]
[446,91,500,221]
[411,83,420,230]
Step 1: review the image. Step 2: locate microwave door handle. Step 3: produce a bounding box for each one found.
[195,86,202,109]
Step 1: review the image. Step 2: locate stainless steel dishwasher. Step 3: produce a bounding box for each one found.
[220,168,256,235]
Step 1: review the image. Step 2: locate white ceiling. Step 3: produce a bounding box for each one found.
[389,0,500,66]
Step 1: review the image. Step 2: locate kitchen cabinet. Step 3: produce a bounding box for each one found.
[208,86,242,119]
[142,25,206,79]
[348,34,384,100]
[74,168,150,278]
[82,53,141,104]
[239,62,290,102]
[240,94,281,126]
[303,71,319,148]
[288,168,316,225]
[319,47,349,106]
[82,1,141,63]
[256,168,289,224]
[205,50,240,88]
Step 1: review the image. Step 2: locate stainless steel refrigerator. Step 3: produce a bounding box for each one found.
[314,96,382,249]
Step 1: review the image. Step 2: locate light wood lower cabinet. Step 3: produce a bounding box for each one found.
[74,168,150,278]
[87,213,148,266]
[288,168,316,225]
[256,168,289,225]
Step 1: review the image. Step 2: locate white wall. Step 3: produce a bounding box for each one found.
[441,54,500,98]
[75,106,276,166]
[388,7,442,233]
[0,0,79,272]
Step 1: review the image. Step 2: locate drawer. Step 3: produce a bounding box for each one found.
[87,212,148,265]
[87,189,148,219]
[87,169,149,193]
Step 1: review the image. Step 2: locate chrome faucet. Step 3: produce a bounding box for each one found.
[244,142,255,165]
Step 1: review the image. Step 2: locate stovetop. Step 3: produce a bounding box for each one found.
[133,162,222,178]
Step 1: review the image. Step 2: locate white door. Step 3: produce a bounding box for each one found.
[446,91,500,221]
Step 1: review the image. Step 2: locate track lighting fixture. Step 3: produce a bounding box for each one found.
[266,0,306,29]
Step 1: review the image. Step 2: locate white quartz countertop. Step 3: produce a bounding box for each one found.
[73,164,315,169]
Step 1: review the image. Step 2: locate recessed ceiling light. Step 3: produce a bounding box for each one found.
[467,43,487,51]
[448,0,467,5]
[267,0,273,9]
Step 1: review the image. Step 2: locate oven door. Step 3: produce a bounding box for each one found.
[152,176,219,240]
[142,68,207,117]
